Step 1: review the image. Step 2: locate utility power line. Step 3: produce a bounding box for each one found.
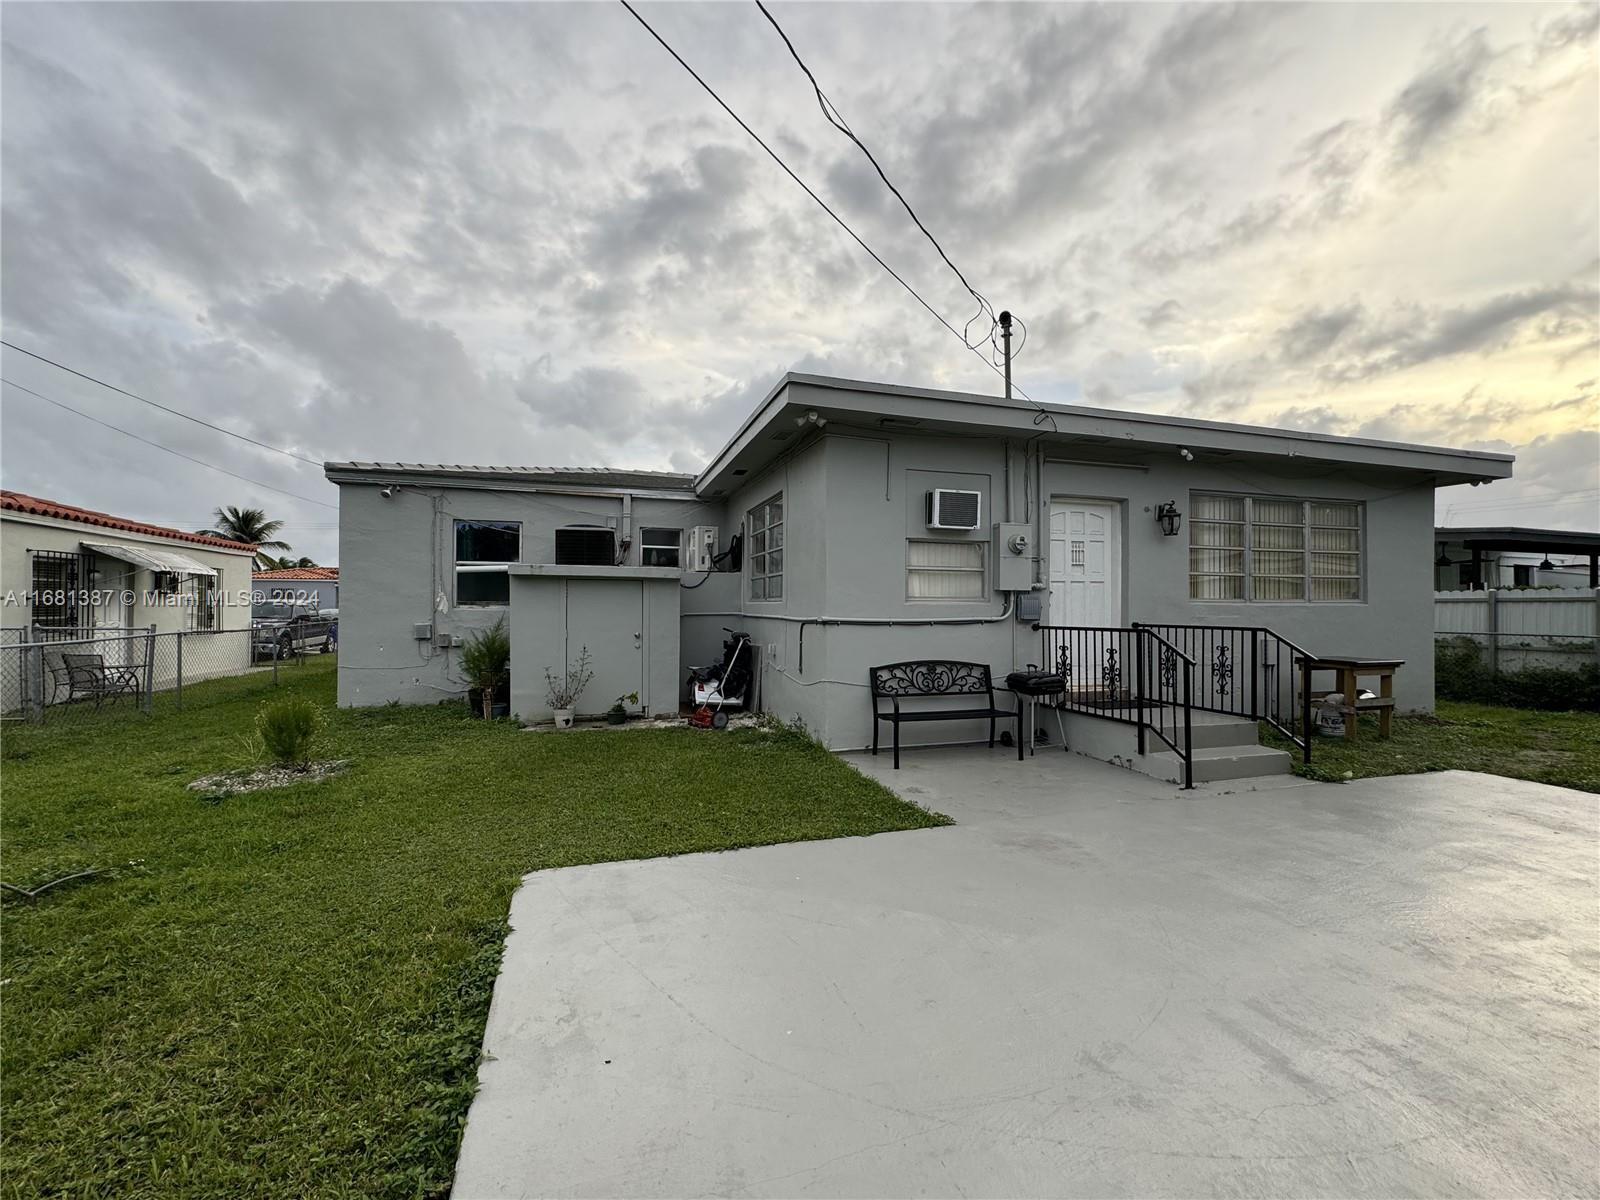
[0,340,324,467]
[1443,489,1600,516]
[754,1,1000,356]
[1,377,338,510]
[619,0,1055,428]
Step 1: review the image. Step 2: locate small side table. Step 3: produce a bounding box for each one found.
[1297,656,1404,741]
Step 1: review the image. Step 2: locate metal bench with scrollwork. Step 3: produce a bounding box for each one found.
[869,660,1022,769]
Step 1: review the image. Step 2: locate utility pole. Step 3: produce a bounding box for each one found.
[999,310,1013,400]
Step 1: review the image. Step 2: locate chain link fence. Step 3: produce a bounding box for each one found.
[1433,630,1600,674]
[1,624,335,728]
[1435,631,1600,711]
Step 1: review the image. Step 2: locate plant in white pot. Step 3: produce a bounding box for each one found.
[544,646,593,729]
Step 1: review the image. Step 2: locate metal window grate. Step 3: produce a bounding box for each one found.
[30,550,88,629]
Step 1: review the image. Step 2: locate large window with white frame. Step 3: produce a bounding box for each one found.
[1190,493,1363,602]
[747,494,783,601]
[455,520,521,605]
[907,539,986,600]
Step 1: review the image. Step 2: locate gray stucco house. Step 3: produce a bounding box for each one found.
[251,566,340,612]
[324,374,1511,781]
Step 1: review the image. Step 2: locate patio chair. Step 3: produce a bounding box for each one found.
[53,652,143,709]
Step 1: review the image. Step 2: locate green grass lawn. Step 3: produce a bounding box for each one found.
[0,657,945,1198]
[1261,700,1600,793]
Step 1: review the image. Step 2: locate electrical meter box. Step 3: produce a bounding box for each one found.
[993,523,1034,592]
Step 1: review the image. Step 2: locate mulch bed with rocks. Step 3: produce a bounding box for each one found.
[188,759,351,800]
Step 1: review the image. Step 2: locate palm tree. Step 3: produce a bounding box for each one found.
[201,506,292,569]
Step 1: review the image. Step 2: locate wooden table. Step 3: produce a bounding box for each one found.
[1298,656,1404,741]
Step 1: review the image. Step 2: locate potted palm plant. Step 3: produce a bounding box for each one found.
[544,646,594,729]
[461,618,511,719]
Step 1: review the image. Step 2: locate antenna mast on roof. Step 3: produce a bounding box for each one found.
[999,311,1013,400]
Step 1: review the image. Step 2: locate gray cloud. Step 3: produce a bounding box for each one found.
[1277,305,1365,364]
[1,1,1595,561]
[1385,28,1497,162]
[1312,283,1599,385]
[1137,12,1597,271]
[1141,299,1184,330]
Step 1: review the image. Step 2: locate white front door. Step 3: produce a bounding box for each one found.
[1048,500,1122,625]
[91,562,133,665]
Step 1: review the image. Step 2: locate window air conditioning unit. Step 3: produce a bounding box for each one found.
[926,489,982,530]
[555,526,616,566]
[690,525,719,572]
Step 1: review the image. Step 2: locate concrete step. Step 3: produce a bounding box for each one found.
[1062,708,1264,750]
[1136,743,1293,785]
[1183,711,1265,750]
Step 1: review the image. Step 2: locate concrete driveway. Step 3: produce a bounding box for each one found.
[454,752,1599,1198]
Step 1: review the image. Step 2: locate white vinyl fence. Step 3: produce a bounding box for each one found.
[1435,589,1600,672]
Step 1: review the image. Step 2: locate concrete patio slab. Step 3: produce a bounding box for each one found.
[453,752,1599,1199]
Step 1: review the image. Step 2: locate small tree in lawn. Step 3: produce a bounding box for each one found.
[461,618,511,719]
[255,696,325,766]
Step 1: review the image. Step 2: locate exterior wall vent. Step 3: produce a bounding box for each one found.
[555,526,617,566]
[926,489,982,530]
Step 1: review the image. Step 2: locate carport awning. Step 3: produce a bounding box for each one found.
[81,541,217,577]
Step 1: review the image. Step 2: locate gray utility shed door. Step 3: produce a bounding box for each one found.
[567,580,642,709]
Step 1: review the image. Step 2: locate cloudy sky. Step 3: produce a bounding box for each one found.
[2,1,1596,564]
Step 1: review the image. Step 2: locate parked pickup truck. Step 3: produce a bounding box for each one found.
[252,604,335,660]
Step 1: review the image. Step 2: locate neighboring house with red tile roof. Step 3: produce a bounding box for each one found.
[253,565,338,611]
[2,490,255,552]
[2,489,256,638]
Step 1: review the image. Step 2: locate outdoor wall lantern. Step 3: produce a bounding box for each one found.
[1155,501,1182,537]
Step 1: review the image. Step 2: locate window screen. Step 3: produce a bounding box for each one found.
[907,540,985,599]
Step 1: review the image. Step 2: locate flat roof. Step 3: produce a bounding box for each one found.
[323,463,697,494]
[1437,526,1600,552]
[695,373,1515,494]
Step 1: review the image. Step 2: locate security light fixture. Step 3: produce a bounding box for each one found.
[1539,556,1556,570]
[1155,500,1182,536]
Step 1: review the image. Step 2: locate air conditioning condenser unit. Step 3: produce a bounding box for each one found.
[690,525,719,572]
[926,489,982,530]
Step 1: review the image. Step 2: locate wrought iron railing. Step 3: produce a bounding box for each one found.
[1031,625,1197,788]
[1132,623,1314,764]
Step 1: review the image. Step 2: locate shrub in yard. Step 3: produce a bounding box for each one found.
[1434,637,1493,703]
[1435,637,1600,712]
[255,695,326,765]
[460,617,511,719]
[1496,663,1600,712]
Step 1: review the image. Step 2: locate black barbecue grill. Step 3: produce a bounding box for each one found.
[1006,669,1068,755]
